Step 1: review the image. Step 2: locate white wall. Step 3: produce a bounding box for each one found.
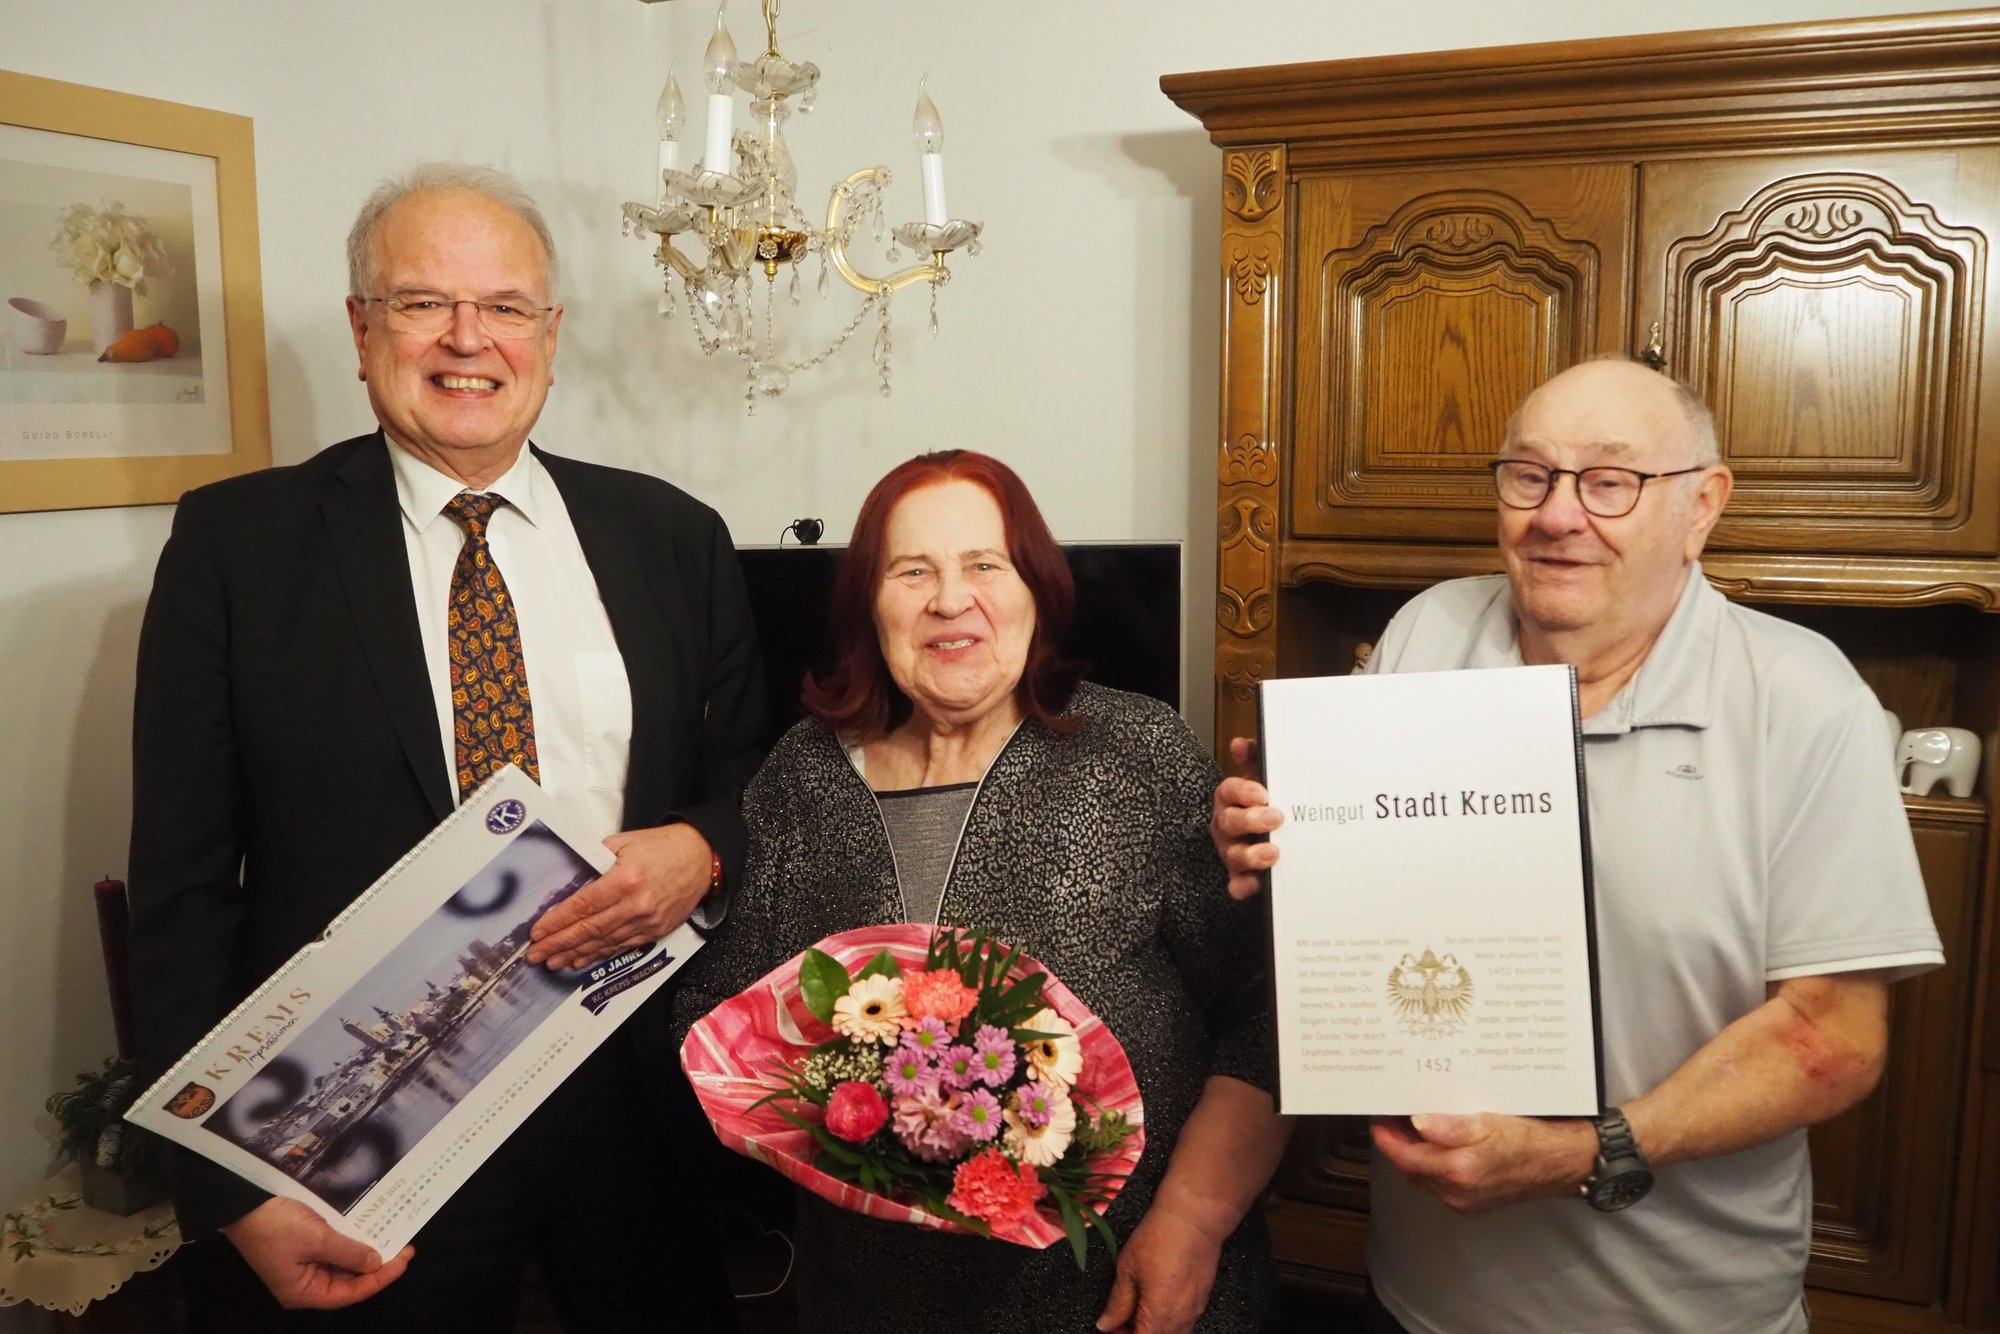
[0,0,1973,1320]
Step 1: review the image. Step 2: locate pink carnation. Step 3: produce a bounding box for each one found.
[900,968,979,1032]
[824,1080,889,1143]
[892,1086,965,1162]
[947,1147,1047,1229]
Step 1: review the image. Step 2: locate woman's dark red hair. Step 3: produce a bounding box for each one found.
[802,450,1082,738]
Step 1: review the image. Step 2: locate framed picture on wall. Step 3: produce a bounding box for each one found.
[0,70,270,512]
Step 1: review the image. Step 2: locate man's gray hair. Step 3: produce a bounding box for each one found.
[1501,355,1721,466]
[1655,367,1721,466]
[346,163,561,304]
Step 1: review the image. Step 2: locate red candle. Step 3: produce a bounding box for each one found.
[94,877,137,1061]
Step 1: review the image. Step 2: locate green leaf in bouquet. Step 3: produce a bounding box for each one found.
[797,947,851,1024]
[770,1104,865,1165]
[928,926,967,973]
[746,1089,795,1115]
[1073,1102,1136,1154]
[997,940,1028,988]
[924,1196,993,1239]
[752,1062,828,1109]
[956,929,989,988]
[1083,1199,1121,1268]
[854,949,903,982]
[1046,1178,1119,1270]
[990,972,1049,1025]
[1053,1183,1090,1271]
[822,1156,867,1187]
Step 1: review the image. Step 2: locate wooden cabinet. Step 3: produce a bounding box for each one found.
[1640,149,2000,567]
[1292,163,1632,548]
[1165,13,2000,1331]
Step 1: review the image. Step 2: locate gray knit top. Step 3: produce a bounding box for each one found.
[673,682,1278,1332]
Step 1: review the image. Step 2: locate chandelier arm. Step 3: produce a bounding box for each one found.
[824,168,945,296]
[657,237,702,282]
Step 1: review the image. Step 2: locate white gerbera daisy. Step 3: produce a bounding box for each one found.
[1019,1006,1082,1089]
[1003,1086,1078,1167]
[832,974,907,1044]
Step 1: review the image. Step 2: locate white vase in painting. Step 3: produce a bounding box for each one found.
[89,279,134,356]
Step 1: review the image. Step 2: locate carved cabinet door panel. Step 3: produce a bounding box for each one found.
[1292,164,1633,544]
[1805,800,1980,1304]
[1638,150,2000,558]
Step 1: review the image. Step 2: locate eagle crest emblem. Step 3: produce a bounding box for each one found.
[165,1082,217,1119]
[1386,948,1474,1039]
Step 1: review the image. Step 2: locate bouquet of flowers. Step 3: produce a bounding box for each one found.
[682,924,1144,1268]
[50,201,172,294]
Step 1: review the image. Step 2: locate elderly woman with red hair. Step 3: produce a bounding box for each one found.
[677,450,1285,1333]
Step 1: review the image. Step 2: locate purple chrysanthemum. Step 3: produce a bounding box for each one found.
[884,1048,934,1098]
[954,1087,1004,1142]
[901,1016,953,1058]
[939,1043,979,1091]
[969,1024,1017,1087]
[1013,1080,1056,1129]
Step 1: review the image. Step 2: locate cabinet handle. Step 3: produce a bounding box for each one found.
[1640,321,1666,371]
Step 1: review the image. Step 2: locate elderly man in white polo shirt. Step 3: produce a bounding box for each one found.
[1211,358,1943,1333]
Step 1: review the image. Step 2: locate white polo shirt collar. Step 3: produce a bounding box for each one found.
[1584,562,1719,737]
[1462,561,1720,736]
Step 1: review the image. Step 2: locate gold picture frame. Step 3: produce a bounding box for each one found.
[0,71,270,512]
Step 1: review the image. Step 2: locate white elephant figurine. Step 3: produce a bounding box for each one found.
[1898,727,1981,798]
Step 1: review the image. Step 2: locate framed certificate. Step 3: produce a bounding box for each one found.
[1257,665,1601,1116]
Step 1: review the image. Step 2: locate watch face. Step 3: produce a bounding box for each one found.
[1590,1165,1655,1212]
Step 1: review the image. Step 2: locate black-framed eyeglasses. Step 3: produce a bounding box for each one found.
[360,292,556,338]
[1488,459,1708,519]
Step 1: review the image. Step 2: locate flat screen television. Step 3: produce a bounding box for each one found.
[736,542,1182,743]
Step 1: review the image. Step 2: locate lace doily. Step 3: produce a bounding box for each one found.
[0,1165,180,1315]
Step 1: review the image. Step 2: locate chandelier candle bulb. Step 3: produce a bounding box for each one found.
[702,11,738,172]
[913,82,948,226]
[657,73,686,187]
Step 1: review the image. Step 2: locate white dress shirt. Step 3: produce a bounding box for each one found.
[388,438,632,847]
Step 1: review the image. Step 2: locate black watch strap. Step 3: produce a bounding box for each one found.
[1594,1107,1639,1160]
[1582,1107,1654,1212]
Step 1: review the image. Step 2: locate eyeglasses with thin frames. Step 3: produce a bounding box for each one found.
[359,292,557,339]
[1488,459,1709,519]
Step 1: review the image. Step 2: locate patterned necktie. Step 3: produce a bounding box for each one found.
[444,491,539,798]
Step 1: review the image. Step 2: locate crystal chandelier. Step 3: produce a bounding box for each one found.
[622,0,982,410]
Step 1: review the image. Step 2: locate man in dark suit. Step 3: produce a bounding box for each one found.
[128,163,764,1330]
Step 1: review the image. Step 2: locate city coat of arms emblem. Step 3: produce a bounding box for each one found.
[1386,948,1474,1039]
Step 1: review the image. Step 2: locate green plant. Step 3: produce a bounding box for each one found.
[46,1056,160,1177]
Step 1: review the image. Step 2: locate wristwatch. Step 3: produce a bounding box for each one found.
[1581,1107,1654,1212]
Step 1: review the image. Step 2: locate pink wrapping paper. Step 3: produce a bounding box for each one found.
[681,923,1146,1247]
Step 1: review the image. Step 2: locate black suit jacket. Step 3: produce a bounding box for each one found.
[127,432,765,1235]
